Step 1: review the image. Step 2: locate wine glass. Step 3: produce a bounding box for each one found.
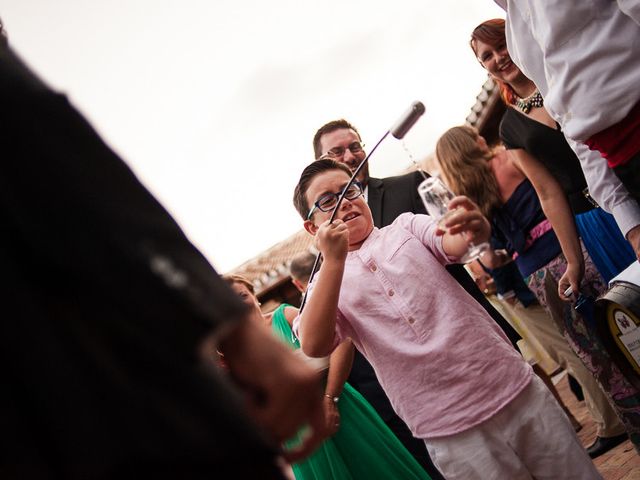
[418,176,490,263]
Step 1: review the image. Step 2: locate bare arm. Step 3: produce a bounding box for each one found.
[322,340,354,436]
[285,305,353,436]
[325,340,354,399]
[508,148,583,298]
[299,220,349,358]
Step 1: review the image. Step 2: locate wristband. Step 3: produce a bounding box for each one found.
[324,393,340,404]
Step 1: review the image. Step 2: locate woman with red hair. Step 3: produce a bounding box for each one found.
[470,18,635,285]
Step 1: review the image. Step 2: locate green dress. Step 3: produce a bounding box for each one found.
[272,304,431,480]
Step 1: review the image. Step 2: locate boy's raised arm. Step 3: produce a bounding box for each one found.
[299,220,349,358]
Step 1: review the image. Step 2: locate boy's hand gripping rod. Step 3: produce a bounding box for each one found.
[299,101,425,312]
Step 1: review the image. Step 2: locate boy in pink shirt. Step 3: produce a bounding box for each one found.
[292,159,601,479]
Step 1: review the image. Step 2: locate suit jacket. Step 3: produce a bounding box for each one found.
[367,172,427,229]
[0,47,283,479]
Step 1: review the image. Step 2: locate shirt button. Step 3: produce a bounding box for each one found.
[408,317,415,324]
[370,264,377,272]
[388,289,395,296]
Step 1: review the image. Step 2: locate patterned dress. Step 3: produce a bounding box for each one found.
[494,179,640,451]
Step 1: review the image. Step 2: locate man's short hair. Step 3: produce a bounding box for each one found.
[289,251,317,284]
[292,159,352,220]
[312,119,362,159]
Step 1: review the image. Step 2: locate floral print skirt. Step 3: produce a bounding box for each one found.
[525,244,640,451]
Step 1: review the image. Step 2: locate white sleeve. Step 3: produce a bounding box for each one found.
[566,136,640,237]
[493,0,507,9]
[617,0,640,26]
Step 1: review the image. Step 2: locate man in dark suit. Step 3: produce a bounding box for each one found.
[313,119,522,479]
[0,44,325,478]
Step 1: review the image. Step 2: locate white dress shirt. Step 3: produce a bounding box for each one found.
[495,0,640,236]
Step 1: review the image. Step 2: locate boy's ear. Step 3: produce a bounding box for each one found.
[303,219,319,236]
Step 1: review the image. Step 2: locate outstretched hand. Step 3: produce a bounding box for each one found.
[213,319,326,463]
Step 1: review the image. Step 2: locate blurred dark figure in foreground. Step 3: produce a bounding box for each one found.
[0,18,7,47]
[0,44,324,479]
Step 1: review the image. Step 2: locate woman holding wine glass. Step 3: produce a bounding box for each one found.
[435,125,637,455]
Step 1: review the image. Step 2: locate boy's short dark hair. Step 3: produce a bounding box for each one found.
[293,159,353,220]
[312,119,362,159]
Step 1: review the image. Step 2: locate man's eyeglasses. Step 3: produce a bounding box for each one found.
[324,141,365,159]
[307,182,364,220]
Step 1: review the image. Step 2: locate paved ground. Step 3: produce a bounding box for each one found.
[554,372,640,479]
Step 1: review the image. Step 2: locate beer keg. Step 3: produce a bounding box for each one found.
[595,281,640,388]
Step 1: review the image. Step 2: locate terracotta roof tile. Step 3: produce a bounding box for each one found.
[226,229,315,295]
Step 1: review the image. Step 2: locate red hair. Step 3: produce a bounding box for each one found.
[470,19,516,106]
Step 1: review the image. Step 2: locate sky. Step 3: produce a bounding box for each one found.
[1,0,504,272]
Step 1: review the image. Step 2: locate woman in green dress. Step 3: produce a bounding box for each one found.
[224,274,432,480]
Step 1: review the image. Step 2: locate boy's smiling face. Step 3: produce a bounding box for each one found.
[303,169,374,251]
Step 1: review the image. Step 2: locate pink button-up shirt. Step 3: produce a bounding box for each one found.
[298,213,532,438]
